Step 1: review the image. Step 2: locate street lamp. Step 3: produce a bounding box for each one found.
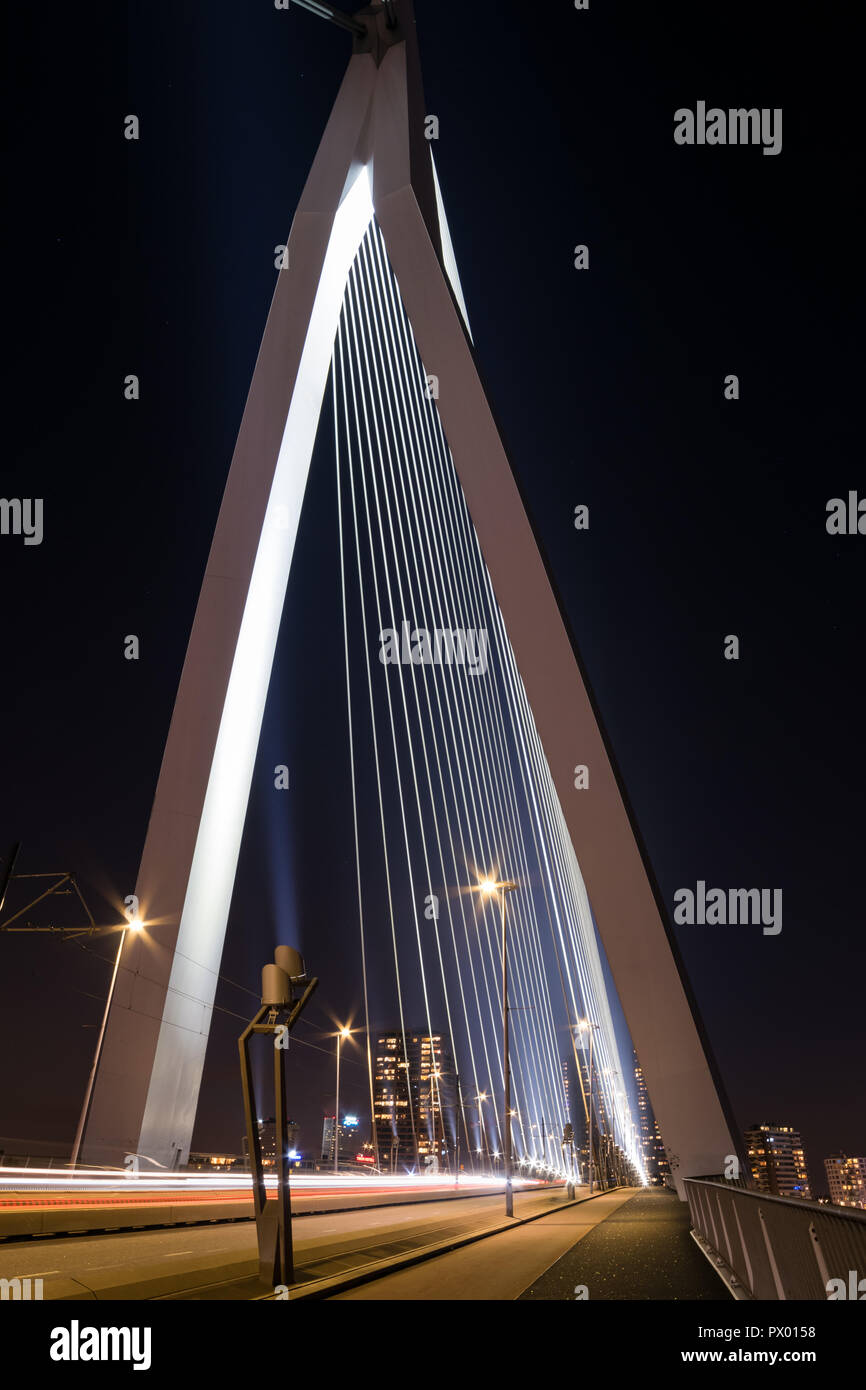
[472,1090,489,1166]
[334,1025,352,1176]
[395,1059,415,1169]
[480,875,518,1218]
[429,1068,441,1172]
[71,913,144,1168]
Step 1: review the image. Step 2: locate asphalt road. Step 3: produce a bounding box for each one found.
[0,1185,574,1299]
[0,1178,545,1240]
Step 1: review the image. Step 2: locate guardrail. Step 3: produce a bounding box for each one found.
[684,1177,866,1300]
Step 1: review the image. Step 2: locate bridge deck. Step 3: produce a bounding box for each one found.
[519,1188,729,1301]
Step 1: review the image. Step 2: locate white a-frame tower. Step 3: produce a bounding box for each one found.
[84,0,738,1190]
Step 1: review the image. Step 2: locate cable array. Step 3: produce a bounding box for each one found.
[333,221,645,1180]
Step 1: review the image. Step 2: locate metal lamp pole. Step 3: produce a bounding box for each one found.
[71,916,142,1168]
[454,1071,462,1185]
[502,883,519,1216]
[588,1024,595,1193]
[334,1026,350,1175]
[481,876,518,1218]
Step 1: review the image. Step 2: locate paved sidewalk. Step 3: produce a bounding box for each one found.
[329,1189,635,1300]
[519,1188,729,1300]
[330,1188,729,1301]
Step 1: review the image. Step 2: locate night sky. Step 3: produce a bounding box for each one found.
[2,1,862,1188]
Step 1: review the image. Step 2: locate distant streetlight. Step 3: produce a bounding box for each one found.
[71,913,144,1167]
[470,1090,489,1164]
[480,874,519,1218]
[334,1025,352,1176]
[429,1068,442,1172]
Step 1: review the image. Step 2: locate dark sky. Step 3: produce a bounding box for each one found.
[1,1,862,1188]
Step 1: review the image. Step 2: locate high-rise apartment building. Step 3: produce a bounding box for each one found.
[824,1154,866,1209]
[241,1116,299,1170]
[634,1050,670,1184]
[321,1114,362,1166]
[374,1029,454,1172]
[745,1124,811,1198]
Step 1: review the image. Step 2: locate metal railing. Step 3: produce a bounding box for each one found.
[685,1177,866,1300]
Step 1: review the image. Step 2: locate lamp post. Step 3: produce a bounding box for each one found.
[396,1058,416,1169]
[480,875,518,1218]
[334,1025,351,1176]
[239,944,318,1286]
[428,1067,441,1172]
[71,913,143,1168]
[454,1071,462,1184]
[475,1090,489,1166]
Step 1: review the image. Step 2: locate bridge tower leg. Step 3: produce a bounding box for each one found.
[84,1,740,1191]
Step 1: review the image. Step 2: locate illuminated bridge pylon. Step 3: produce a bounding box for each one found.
[83,0,739,1191]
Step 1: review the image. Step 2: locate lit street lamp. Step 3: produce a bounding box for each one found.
[480,875,518,1218]
[473,1090,490,1165]
[429,1067,441,1171]
[71,912,144,1168]
[334,1025,352,1176]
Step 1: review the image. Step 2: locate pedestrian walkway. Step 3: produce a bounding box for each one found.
[519,1188,728,1300]
[330,1188,728,1301]
[328,1188,635,1300]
